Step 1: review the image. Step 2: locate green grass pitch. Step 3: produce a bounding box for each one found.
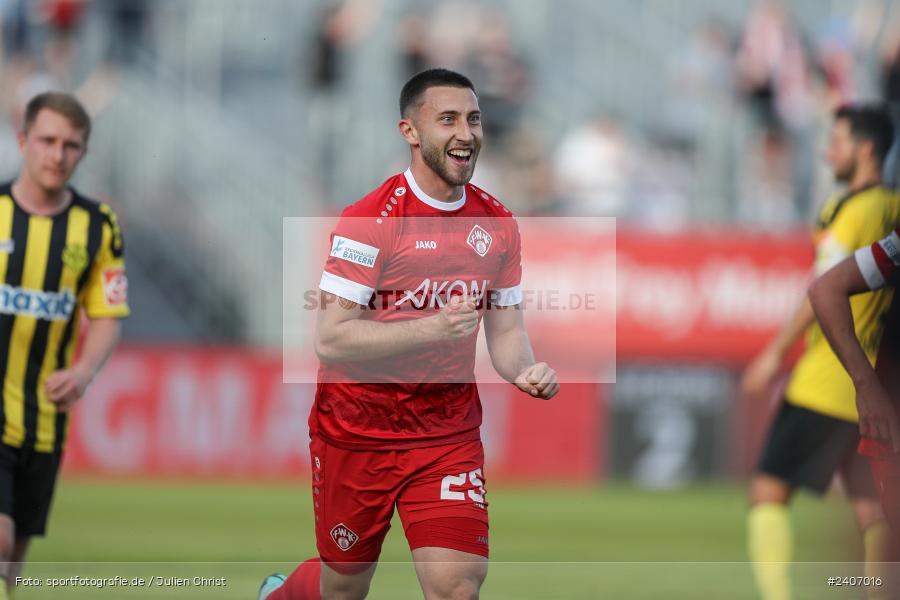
[18,478,871,599]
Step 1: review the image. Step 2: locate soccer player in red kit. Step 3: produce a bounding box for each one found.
[809,228,900,558]
[259,69,559,600]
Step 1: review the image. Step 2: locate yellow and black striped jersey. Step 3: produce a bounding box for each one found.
[0,183,129,453]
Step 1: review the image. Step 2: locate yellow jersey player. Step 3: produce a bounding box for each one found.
[810,226,900,561]
[0,92,129,598]
[741,104,899,600]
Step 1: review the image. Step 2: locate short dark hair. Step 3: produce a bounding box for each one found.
[834,104,894,165]
[23,91,91,142]
[399,68,476,117]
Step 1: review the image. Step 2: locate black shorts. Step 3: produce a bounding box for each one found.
[0,443,62,536]
[757,400,877,498]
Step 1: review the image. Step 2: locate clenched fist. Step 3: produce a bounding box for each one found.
[437,294,480,340]
[515,362,559,399]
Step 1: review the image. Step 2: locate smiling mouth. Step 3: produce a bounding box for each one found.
[447,148,473,166]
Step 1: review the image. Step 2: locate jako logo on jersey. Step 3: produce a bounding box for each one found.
[394,186,406,196]
[330,523,359,551]
[467,225,492,257]
[331,236,379,269]
[396,278,489,308]
[0,285,75,321]
[415,240,437,249]
[0,239,13,254]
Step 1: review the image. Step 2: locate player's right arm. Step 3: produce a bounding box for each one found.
[316,202,482,363]
[314,292,478,363]
[740,298,816,396]
[809,231,900,449]
[742,202,869,397]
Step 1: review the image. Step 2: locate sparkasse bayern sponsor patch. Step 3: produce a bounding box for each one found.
[331,236,379,269]
[330,523,359,551]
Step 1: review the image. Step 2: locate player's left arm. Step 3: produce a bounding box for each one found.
[48,204,129,412]
[483,305,559,399]
[46,317,122,412]
[809,252,899,448]
[809,256,878,386]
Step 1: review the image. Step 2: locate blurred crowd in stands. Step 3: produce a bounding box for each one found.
[1,0,899,226]
[0,0,150,176]
[301,0,900,227]
[1,0,897,344]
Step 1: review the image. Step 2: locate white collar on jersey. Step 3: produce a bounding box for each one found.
[404,168,466,211]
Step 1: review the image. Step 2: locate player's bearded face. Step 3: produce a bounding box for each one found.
[825,119,857,183]
[415,87,482,186]
[420,131,481,186]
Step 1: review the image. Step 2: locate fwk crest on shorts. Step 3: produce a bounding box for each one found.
[310,436,489,571]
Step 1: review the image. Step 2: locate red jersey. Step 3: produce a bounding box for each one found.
[310,169,523,450]
[854,229,900,457]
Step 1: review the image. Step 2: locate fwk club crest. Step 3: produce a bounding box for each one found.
[466,225,492,257]
[330,523,360,551]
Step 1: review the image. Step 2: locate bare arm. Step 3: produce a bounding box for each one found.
[314,291,478,363]
[808,259,875,387]
[483,305,558,399]
[46,317,122,411]
[483,305,534,383]
[809,257,900,449]
[768,297,817,362]
[741,295,816,396]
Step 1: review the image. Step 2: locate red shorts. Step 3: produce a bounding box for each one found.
[868,454,900,532]
[310,436,489,570]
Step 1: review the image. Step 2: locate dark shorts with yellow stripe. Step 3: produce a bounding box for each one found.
[757,400,877,498]
[0,443,62,536]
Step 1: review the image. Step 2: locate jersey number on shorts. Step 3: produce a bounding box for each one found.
[440,469,485,503]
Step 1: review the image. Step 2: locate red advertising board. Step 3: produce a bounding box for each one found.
[614,227,813,363]
[489,223,812,374]
[65,227,813,480]
[64,347,602,481]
